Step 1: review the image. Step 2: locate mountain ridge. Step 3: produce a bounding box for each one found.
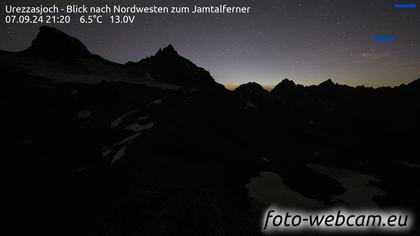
[1,26,418,90]
[20,26,110,63]
[128,44,224,89]
[1,26,224,89]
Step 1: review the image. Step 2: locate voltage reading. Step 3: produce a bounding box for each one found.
[110,15,135,24]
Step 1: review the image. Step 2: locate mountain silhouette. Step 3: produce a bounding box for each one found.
[21,26,92,59]
[18,26,114,66]
[271,79,302,96]
[271,79,296,93]
[408,78,420,89]
[234,82,269,97]
[2,26,226,88]
[2,25,420,236]
[270,79,308,105]
[129,44,224,89]
[318,78,335,88]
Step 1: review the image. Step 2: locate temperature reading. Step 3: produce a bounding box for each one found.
[80,15,103,24]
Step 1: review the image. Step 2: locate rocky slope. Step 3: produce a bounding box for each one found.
[3,26,420,236]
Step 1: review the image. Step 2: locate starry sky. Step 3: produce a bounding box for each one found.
[1,0,419,87]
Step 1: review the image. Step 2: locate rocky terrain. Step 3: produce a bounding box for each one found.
[2,26,420,235]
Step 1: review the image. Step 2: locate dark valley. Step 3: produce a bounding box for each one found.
[2,26,420,236]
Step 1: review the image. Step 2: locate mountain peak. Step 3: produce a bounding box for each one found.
[156,44,179,58]
[408,78,420,89]
[319,79,335,87]
[234,82,268,95]
[137,45,223,88]
[22,26,92,59]
[157,44,179,56]
[163,44,176,52]
[279,78,296,87]
[271,79,297,94]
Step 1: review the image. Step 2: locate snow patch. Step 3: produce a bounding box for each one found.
[101,148,112,157]
[393,160,420,168]
[110,146,128,166]
[22,138,32,144]
[247,171,323,208]
[260,156,270,162]
[111,109,138,128]
[77,110,92,119]
[115,133,141,145]
[75,167,86,172]
[307,164,385,207]
[246,102,259,109]
[148,99,162,105]
[125,123,154,133]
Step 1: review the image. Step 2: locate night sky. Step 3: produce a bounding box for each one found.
[1,0,419,87]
